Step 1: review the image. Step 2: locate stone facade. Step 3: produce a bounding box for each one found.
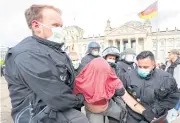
[66,20,180,62]
[0,46,8,61]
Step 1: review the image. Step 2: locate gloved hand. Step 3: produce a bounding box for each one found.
[76,94,85,108]
[114,88,125,97]
[142,108,156,122]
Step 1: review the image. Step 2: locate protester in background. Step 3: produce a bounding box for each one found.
[166,99,180,123]
[160,63,166,71]
[1,65,5,76]
[166,49,180,89]
[156,63,160,69]
[81,41,101,67]
[4,4,88,123]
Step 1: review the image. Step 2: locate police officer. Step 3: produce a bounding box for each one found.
[102,46,127,123]
[117,48,136,74]
[102,46,122,79]
[68,51,84,112]
[4,5,88,123]
[68,51,82,76]
[121,51,180,123]
[81,41,101,67]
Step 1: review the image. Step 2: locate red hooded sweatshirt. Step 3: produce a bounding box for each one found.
[73,58,123,113]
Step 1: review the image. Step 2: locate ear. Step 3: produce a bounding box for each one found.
[31,20,41,34]
[32,20,39,28]
[153,61,156,67]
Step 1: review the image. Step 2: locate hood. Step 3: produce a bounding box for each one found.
[73,58,123,103]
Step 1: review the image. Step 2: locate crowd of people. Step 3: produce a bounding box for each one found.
[3,4,180,123]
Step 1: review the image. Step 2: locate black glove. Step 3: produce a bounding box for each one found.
[114,88,125,96]
[142,108,156,122]
[75,94,85,108]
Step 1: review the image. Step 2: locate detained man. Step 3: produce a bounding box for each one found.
[73,58,157,123]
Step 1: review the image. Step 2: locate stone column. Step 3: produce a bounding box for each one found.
[106,40,110,47]
[113,40,116,46]
[104,40,109,47]
[116,39,120,51]
[135,37,139,54]
[138,38,144,53]
[164,38,167,58]
[120,39,124,52]
[128,38,131,48]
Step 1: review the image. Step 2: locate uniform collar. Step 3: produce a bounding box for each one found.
[32,35,65,53]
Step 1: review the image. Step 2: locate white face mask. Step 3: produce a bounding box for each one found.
[125,54,135,63]
[38,22,66,43]
[48,27,66,43]
[107,59,115,63]
[92,51,99,56]
[72,60,80,69]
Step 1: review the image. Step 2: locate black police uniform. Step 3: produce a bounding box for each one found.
[121,69,180,123]
[81,54,99,67]
[5,36,87,123]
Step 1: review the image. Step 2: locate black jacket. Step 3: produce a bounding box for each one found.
[121,69,180,122]
[116,61,135,74]
[108,62,124,80]
[167,57,180,75]
[5,36,82,122]
[81,54,99,67]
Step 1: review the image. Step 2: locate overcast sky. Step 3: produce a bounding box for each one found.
[0,0,180,47]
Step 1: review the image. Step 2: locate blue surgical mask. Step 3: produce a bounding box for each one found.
[137,68,151,78]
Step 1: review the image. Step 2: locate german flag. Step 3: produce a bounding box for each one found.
[139,1,158,20]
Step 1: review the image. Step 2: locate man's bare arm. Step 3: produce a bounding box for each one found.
[121,90,145,114]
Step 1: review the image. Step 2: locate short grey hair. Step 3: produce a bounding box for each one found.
[25,4,61,29]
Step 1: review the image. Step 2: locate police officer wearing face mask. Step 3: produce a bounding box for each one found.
[81,41,101,67]
[68,52,82,76]
[117,48,136,75]
[121,51,180,123]
[68,52,84,111]
[4,5,88,123]
[102,46,122,79]
[102,46,128,123]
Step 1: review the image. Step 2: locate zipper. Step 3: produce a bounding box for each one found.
[140,79,145,102]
